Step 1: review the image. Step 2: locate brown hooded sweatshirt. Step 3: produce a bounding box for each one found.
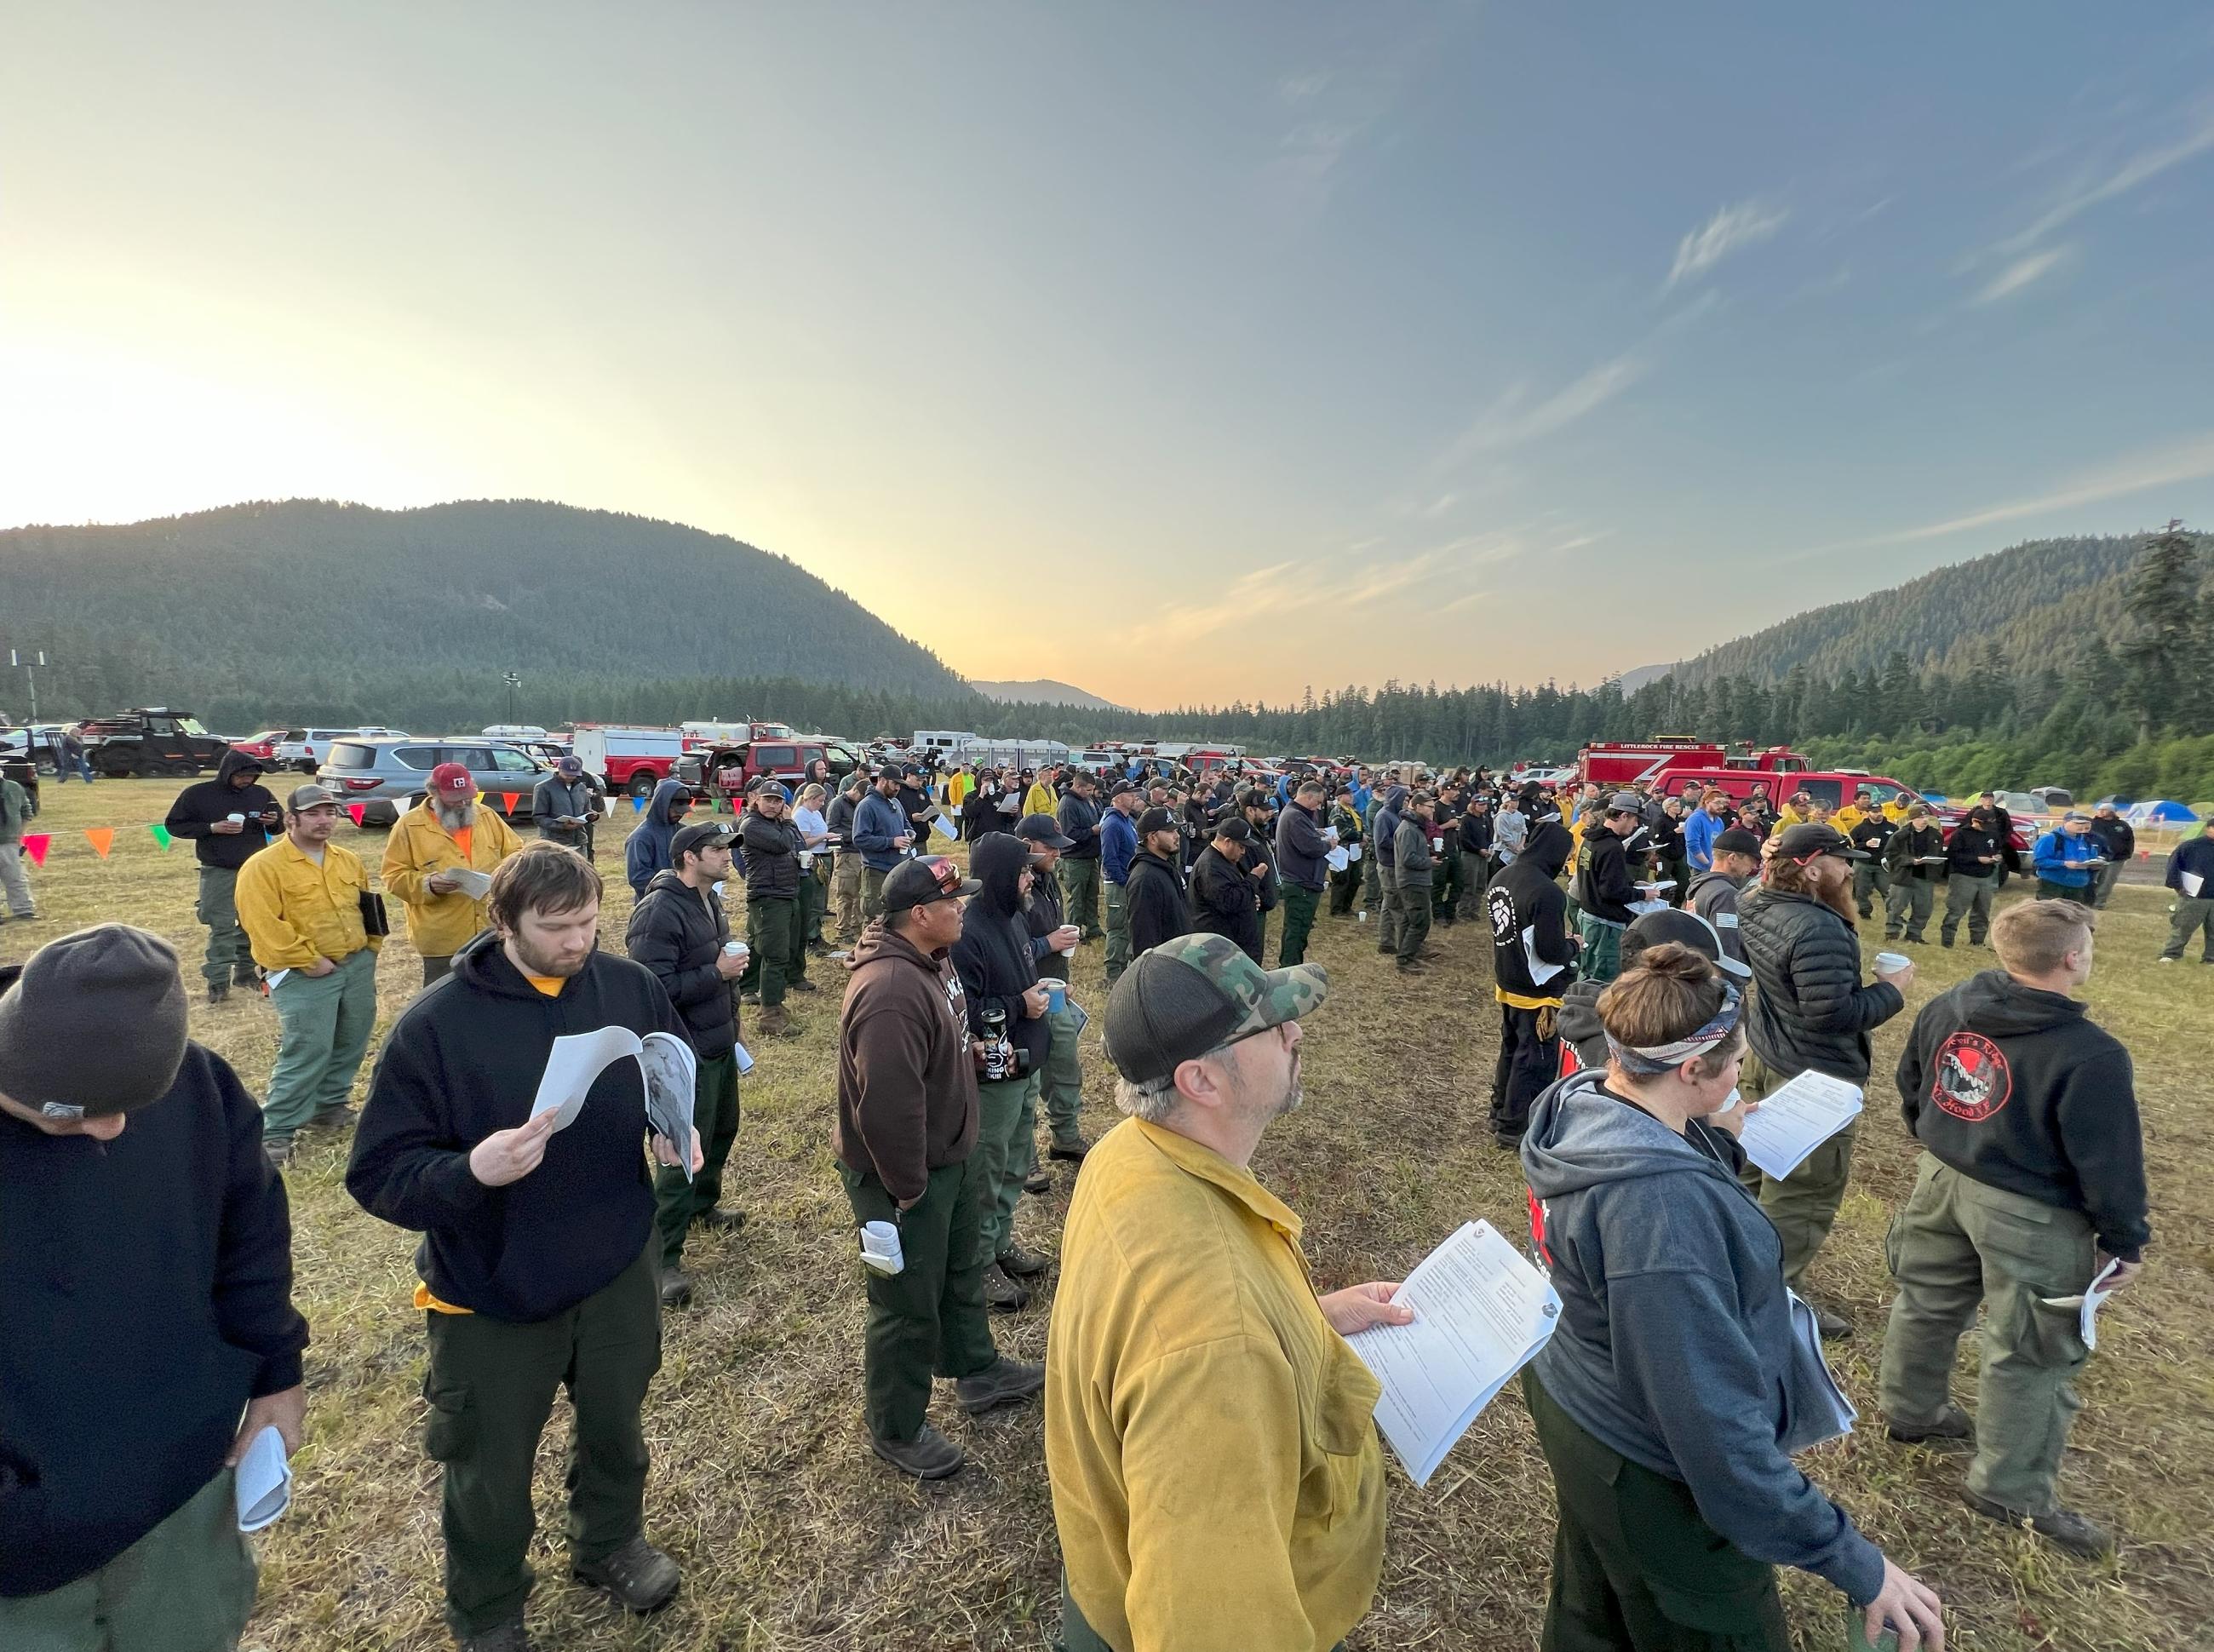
[835,917,980,1202]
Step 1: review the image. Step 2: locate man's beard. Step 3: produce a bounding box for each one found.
[508,927,594,978]
[1276,1049,1305,1117]
[435,800,476,832]
[1815,872,1859,923]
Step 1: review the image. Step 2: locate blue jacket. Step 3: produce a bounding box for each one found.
[624,778,691,897]
[1683,807,1725,873]
[852,790,909,872]
[2032,828,2097,887]
[1101,806,1139,884]
[1347,782,1372,818]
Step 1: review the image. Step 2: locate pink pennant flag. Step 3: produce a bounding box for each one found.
[20,832,50,868]
[347,804,367,827]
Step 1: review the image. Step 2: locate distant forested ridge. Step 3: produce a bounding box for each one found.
[0,499,971,728]
[1665,536,2142,688]
[2,505,2205,800]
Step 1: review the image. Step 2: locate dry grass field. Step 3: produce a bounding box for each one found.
[5,777,2211,1652]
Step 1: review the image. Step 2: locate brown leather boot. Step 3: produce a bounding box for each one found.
[757,1003,798,1038]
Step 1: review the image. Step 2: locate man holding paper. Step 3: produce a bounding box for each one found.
[1047,933,1410,1652]
[383,761,523,987]
[1881,898,2148,1560]
[1739,822,1911,1337]
[1521,945,1946,1652]
[347,844,701,1649]
[0,925,309,1652]
[2159,815,2214,962]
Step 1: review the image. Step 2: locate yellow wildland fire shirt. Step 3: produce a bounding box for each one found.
[381,801,523,958]
[1024,780,1059,820]
[1045,1118,1385,1652]
[235,836,381,972]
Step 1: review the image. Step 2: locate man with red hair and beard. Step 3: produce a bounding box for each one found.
[1738,823,1916,1339]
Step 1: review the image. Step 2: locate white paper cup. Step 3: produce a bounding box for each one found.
[724,941,749,959]
[1873,950,1911,977]
[859,1219,904,1276]
[227,812,246,823]
[798,850,814,870]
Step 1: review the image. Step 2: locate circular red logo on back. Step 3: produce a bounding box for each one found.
[1930,1030,2012,1121]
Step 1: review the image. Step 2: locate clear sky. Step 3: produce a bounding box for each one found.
[6,4,2213,711]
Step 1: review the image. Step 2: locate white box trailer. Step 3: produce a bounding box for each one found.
[571,725,685,794]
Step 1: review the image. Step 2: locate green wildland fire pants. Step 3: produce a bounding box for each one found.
[861,863,892,923]
[740,896,800,1007]
[1574,915,1623,984]
[422,1243,662,1639]
[1104,877,1130,984]
[0,1467,256,1652]
[840,1157,998,1443]
[1431,843,1463,922]
[834,851,863,941]
[1524,1363,1790,1650]
[1394,876,1431,964]
[1060,856,1102,938]
[263,947,377,1143]
[652,1048,741,1266]
[1739,1050,1858,1292]
[1277,882,1320,967]
[1041,1001,1085,1151]
[1942,872,1996,947]
[973,1073,1041,1260]
[1852,861,1884,920]
[1884,874,1933,941]
[2162,895,2214,961]
[195,863,255,989]
[1879,1152,2097,1515]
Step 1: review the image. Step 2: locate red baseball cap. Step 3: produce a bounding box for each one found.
[428,762,475,799]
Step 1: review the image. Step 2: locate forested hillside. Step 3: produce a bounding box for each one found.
[1666,535,2142,688]
[0,499,971,729]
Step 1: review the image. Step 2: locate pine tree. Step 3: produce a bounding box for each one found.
[2120,520,2205,737]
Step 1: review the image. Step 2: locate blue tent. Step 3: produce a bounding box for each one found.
[2124,799,2199,825]
[1919,790,1949,805]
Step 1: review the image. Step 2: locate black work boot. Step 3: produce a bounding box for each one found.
[572,1534,680,1612]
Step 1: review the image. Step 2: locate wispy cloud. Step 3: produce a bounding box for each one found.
[1666,199,1789,289]
[1432,354,1649,473]
[1996,106,2214,256]
[1277,72,1331,103]
[1152,536,1512,643]
[1974,244,2071,304]
[1803,431,2214,555]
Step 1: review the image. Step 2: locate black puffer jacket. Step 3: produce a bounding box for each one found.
[951,833,1049,1070]
[1189,842,1262,962]
[624,869,738,1059]
[1738,886,1904,1083]
[741,808,802,901]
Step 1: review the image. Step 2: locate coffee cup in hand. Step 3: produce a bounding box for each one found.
[1873,950,1911,978]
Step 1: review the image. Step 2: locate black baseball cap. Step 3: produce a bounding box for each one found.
[1136,806,1175,835]
[670,821,733,861]
[1621,907,1752,980]
[1015,812,1075,850]
[874,763,903,781]
[1213,815,1252,842]
[1109,780,1139,800]
[1774,822,1866,862]
[881,856,980,912]
[1712,827,1763,858]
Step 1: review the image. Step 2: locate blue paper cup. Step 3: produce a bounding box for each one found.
[1047,981,1067,1015]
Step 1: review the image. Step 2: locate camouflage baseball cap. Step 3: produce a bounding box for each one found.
[1104,932,1328,1087]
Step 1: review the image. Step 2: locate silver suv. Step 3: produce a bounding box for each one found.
[318,737,550,828]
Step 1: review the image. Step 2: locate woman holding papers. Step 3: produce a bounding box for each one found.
[1520,945,1946,1652]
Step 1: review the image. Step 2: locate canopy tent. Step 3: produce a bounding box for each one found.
[2124,799,2199,825]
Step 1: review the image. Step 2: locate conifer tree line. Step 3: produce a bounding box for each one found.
[4,524,2205,803]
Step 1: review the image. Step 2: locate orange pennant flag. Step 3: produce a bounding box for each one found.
[83,827,115,859]
[501,792,519,813]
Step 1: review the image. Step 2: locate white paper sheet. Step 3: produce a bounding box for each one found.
[443,865,492,898]
[1521,925,1567,985]
[733,1040,756,1077]
[1637,879,1677,893]
[1347,842,1362,862]
[2183,870,2205,898]
[1326,846,1351,872]
[233,1425,293,1533]
[931,811,958,840]
[529,1026,645,1132]
[1628,898,1671,916]
[1736,1070,1864,1181]
[2043,1256,2125,1351]
[1785,1290,1858,1445]
[1345,1219,1561,1487]
[638,1031,699,1182]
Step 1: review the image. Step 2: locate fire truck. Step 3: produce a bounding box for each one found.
[1574,738,1810,791]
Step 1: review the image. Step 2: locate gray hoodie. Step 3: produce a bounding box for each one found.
[1521,1070,1884,1604]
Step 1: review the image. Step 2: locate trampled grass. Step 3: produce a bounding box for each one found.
[4,778,2210,1651]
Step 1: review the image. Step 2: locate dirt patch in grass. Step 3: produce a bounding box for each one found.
[6,780,2210,1649]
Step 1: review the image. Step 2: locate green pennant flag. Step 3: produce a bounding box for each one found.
[149,823,173,851]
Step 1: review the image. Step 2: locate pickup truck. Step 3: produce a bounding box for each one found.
[676,737,864,804]
[77,709,233,777]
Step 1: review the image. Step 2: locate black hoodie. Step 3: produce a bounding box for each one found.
[0,1028,307,1598]
[1571,822,1638,924]
[1124,846,1190,958]
[625,777,692,898]
[952,832,1049,1071]
[346,930,689,1322]
[163,749,282,870]
[625,868,739,1059]
[1898,970,2149,1260]
[1189,841,1263,962]
[1488,822,1575,1000]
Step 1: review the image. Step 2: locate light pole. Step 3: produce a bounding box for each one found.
[9,649,49,724]
[502,670,521,727]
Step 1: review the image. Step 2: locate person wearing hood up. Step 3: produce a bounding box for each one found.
[163,747,284,1001]
[624,777,692,900]
[1520,946,1947,1652]
[1486,818,1578,1150]
[1880,898,2147,1561]
[952,832,1057,1312]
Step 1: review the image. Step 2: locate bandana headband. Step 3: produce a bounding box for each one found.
[1604,984,1744,1076]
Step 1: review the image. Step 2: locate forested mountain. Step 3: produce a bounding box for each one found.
[0,499,971,730]
[1664,536,2142,689]
[969,678,1121,710]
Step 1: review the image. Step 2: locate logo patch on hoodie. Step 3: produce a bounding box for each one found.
[1931,1030,2012,1121]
